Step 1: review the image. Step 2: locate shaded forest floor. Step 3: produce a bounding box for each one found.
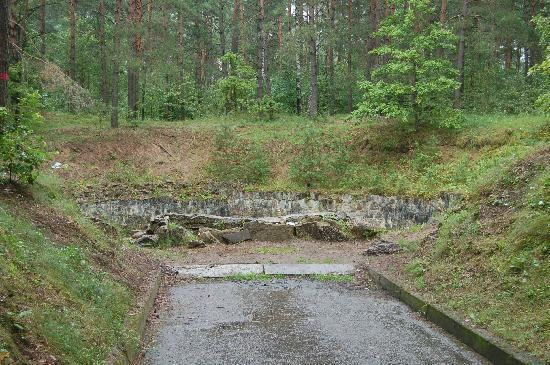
[6,112,548,362]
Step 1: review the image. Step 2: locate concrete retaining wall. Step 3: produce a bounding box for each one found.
[81,192,456,229]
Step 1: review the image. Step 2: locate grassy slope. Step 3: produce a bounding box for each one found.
[36,112,549,360]
[39,112,548,200]
[0,175,157,364]
[386,147,549,360]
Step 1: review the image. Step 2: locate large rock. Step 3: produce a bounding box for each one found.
[198,227,223,245]
[147,216,169,234]
[170,214,247,230]
[221,229,252,244]
[295,219,349,242]
[243,221,296,242]
[135,234,159,247]
[363,239,402,256]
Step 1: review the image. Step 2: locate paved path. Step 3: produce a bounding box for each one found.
[143,280,487,365]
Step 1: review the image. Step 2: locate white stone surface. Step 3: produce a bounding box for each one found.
[177,264,264,278]
[264,264,355,275]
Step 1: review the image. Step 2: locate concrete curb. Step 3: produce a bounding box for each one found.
[110,270,163,365]
[176,264,355,278]
[365,266,544,365]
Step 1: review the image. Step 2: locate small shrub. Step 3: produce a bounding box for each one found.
[406,259,426,289]
[208,126,271,184]
[289,126,351,188]
[0,94,47,184]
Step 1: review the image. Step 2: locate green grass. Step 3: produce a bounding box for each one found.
[398,148,550,360]
[311,274,355,283]
[0,203,135,364]
[254,246,299,255]
[225,273,287,281]
[39,112,549,199]
[225,272,355,282]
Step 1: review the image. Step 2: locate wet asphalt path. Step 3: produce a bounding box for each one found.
[143,280,487,365]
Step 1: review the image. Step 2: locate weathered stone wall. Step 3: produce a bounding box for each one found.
[80,192,456,229]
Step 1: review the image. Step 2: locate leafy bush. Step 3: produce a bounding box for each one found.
[161,78,199,120]
[289,126,351,188]
[208,126,271,184]
[216,53,256,113]
[530,16,550,114]
[0,92,47,184]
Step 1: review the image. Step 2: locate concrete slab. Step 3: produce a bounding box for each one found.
[177,264,264,278]
[264,264,355,275]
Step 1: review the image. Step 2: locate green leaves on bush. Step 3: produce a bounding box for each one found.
[0,91,47,185]
[355,0,462,129]
[217,53,256,114]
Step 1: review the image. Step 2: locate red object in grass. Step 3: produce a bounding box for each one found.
[0,72,8,81]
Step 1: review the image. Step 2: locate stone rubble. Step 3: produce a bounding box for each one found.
[362,239,403,256]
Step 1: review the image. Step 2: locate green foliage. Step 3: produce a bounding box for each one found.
[355,0,461,129]
[0,205,133,364]
[530,16,550,114]
[208,125,271,184]
[216,53,256,113]
[289,125,351,188]
[250,96,281,121]
[406,259,426,289]
[0,92,48,184]
[161,78,199,120]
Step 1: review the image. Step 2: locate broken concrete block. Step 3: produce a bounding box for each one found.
[243,221,296,242]
[221,229,252,244]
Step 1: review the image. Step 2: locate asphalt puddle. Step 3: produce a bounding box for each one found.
[143,280,487,365]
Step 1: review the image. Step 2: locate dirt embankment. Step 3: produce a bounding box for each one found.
[0,186,161,364]
[49,127,213,198]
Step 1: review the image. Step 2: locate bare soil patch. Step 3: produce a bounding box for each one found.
[158,239,372,266]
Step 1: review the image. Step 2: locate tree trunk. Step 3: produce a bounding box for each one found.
[454,0,467,108]
[127,0,143,120]
[99,0,108,105]
[278,16,283,49]
[327,0,335,114]
[239,0,245,59]
[296,0,303,115]
[111,0,122,128]
[440,0,447,24]
[257,0,265,98]
[367,0,381,76]
[177,7,185,81]
[287,0,292,32]
[68,0,77,81]
[308,2,318,118]
[220,1,227,75]
[504,44,512,71]
[39,0,45,57]
[0,0,8,108]
[231,0,239,53]
[347,0,353,112]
